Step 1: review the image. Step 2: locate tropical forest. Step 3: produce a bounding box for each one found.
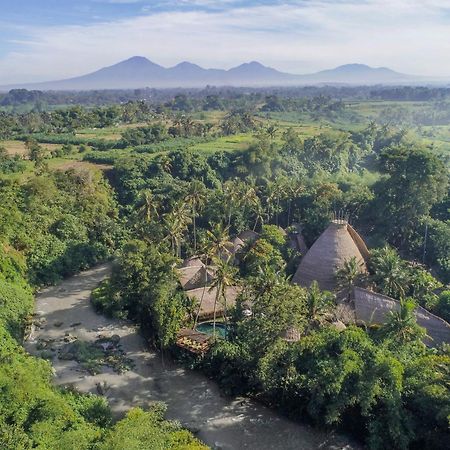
[0,84,449,450]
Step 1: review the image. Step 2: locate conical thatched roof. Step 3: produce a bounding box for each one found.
[292,220,368,291]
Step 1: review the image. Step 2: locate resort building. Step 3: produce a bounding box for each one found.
[292,219,369,291]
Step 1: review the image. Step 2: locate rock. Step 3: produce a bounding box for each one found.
[110,334,121,344]
[54,321,64,327]
[70,322,82,327]
[63,334,78,343]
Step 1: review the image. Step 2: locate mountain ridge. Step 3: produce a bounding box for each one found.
[0,57,421,91]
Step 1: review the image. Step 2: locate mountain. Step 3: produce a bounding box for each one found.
[0,57,418,91]
[303,63,411,84]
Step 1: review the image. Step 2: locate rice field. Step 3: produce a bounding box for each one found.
[1,140,61,156]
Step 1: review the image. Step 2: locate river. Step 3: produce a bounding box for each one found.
[25,264,359,450]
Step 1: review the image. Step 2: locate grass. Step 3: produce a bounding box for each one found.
[1,140,61,156]
[75,122,149,141]
[190,133,254,154]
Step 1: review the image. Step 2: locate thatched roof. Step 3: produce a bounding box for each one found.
[353,287,450,347]
[185,286,240,320]
[237,230,259,243]
[181,256,204,268]
[231,236,245,253]
[292,220,368,291]
[280,326,301,342]
[176,328,211,354]
[177,264,215,290]
[330,320,347,331]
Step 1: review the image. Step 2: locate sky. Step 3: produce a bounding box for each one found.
[0,0,450,84]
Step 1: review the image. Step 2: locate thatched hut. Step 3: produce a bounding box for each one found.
[185,286,240,320]
[292,220,368,291]
[181,266,215,291]
[353,287,450,347]
[181,256,204,268]
[280,325,301,343]
[177,255,215,290]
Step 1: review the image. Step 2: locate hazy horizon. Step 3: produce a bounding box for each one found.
[1,1,450,85]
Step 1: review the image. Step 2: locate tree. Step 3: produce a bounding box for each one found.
[305,281,335,331]
[336,256,366,300]
[373,144,448,247]
[379,298,426,346]
[163,202,191,257]
[185,180,207,252]
[25,138,44,163]
[369,246,409,299]
[223,179,243,227]
[208,257,237,336]
[136,189,159,226]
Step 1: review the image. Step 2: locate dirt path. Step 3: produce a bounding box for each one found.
[26,264,358,450]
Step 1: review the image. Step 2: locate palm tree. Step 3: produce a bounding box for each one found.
[206,223,232,261]
[185,180,207,252]
[336,256,365,300]
[380,299,425,345]
[208,257,238,336]
[136,189,159,225]
[193,224,232,328]
[265,180,287,226]
[163,202,191,257]
[266,124,278,140]
[370,246,409,299]
[305,281,335,332]
[223,179,242,227]
[251,199,266,231]
[156,155,172,174]
[240,182,259,226]
[286,182,303,227]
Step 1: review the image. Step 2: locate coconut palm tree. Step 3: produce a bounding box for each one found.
[336,256,366,300]
[305,281,335,332]
[370,246,409,299]
[208,257,238,336]
[286,182,304,227]
[163,202,191,257]
[206,222,232,260]
[184,180,207,252]
[380,298,425,345]
[266,124,278,140]
[156,155,172,174]
[136,189,159,225]
[193,223,233,327]
[251,199,266,231]
[223,179,242,227]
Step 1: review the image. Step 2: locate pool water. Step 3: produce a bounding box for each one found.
[196,322,228,339]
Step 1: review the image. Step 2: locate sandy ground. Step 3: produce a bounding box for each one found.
[25,264,359,450]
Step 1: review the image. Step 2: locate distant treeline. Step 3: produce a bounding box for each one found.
[1,85,450,109]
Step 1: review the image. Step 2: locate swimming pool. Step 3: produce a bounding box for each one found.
[196,321,228,339]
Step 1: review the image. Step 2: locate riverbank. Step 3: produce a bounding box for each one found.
[25,264,359,450]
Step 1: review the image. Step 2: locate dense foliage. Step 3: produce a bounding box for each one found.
[0,161,205,448]
[1,89,449,449]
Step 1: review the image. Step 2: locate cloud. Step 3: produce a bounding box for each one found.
[1,0,449,84]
